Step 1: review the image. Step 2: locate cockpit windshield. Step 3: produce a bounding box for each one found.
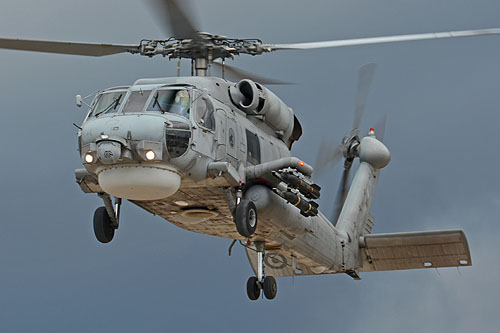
[122,90,152,114]
[146,89,191,118]
[91,91,125,117]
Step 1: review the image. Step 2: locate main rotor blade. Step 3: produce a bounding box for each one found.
[352,63,376,136]
[265,27,500,51]
[149,0,199,39]
[0,37,139,56]
[212,61,293,85]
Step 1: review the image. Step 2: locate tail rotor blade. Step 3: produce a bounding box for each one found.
[332,165,351,225]
[374,114,387,142]
[352,63,376,136]
[313,141,343,179]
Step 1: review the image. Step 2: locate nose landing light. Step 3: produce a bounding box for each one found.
[84,153,94,164]
[136,140,163,161]
[145,150,156,161]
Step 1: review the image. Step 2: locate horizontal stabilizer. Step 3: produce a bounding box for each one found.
[359,230,471,272]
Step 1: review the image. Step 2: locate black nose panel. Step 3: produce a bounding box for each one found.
[166,120,191,158]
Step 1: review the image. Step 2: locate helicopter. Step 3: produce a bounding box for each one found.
[0,0,491,301]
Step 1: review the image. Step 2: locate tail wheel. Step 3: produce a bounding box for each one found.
[263,276,277,300]
[246,276,260,300]
[93,206,115,243]
[235,200,258,237]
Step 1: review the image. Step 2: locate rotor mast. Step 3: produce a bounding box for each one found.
[194,58,208,76]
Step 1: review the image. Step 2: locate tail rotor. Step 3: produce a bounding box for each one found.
[314,63,381,224]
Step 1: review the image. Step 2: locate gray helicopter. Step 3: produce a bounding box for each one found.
[1,0,491,300]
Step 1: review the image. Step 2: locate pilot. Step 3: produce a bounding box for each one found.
[171,90,190,117]
[148,89,190,117]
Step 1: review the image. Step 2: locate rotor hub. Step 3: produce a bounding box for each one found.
[342,135,360,161]
[138,34,269,61]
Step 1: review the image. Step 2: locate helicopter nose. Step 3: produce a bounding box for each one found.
[80,116,186,200]
[91,139,181,201]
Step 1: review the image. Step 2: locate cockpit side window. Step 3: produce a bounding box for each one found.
[146,89,191,118]
[195,97,215,130]
[122,90,152,114]
[91,91,125,117]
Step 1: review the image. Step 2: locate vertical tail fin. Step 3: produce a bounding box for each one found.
[336,134,390,240]
[336,162,381,240]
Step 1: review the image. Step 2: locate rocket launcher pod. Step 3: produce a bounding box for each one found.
[273,171,321,199]
[273,187,319,217]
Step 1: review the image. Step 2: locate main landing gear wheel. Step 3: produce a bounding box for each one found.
[246,276,261,300]
[93,206,115,243]
[245,241,278,301]
[246,276,277,300]
[263,276,277,300]
[235,199,257,237]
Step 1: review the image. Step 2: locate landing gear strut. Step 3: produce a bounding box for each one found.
[246,241,277,300]
[93,194,121,243]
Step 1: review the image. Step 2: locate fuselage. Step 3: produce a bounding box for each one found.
[76,76,367,275]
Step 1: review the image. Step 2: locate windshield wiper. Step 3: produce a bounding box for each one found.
[95,95,122,117]
[152,93,165,113]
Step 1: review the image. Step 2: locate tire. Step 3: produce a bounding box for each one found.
[235,200,258,237]
[93,206,115,243]
[263,276,277,300]
[246,276,260,301]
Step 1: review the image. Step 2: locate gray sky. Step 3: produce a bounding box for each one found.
[0,0,499,332]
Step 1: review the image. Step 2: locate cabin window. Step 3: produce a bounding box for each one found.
[147,89,191,118]
[122,90,152,113]
[91,91,125,117]
[195,98,215,130]
[246,130,261,165]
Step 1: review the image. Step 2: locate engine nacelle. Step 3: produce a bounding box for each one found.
[229,79,295,141]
